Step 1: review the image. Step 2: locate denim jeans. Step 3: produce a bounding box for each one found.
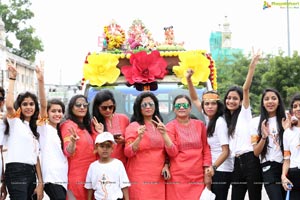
[212,171,232,200]
[287,167,300,200]
[5,162,36,200]
[231,152,263,200]
[44,183,66,200]
[261,161,285,200]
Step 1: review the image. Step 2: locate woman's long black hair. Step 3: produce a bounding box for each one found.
[92,90,116,131]
[4,92,40,139]
[47,98,65,150]
[258,88,285,160]
[224,86,243,137]
[131,92,163,124]
[201,91,225,137]
[66,94,92,134]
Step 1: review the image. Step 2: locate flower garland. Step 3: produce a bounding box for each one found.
[172,50,210,86]
[206,54,217,90]
[83,52,120,86]
[82,50,217,90]
[104,21,126,50]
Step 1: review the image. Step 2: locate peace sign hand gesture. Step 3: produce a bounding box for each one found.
[92,116,104,134]
[69,127,80,143]
[152,115,167,135]
[250,47,261,68]
[35,60,44,82]
[7,59,17,79]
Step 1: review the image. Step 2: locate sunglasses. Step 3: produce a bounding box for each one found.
[100,105,115,111]
[174,103,190,110]
[74,102,89,108]
[21,102,35,107]
[0,97,4,102]
[141,102,155,109]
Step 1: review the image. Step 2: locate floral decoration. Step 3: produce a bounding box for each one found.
[104,20,126,50]
[127,19,156,50]
[206,53,218,90]
[172,50,210,86]
[83,52,120,86]
[121,50,168,85]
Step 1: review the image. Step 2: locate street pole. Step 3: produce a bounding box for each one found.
[287,0,291,56]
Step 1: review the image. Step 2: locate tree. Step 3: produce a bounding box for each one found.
[261,50,300,106]
[0,0,43,62]
[216,50,300,115]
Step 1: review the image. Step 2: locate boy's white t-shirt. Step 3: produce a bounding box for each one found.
[283,127,300,168]
[38,123,68,189]
[6,118,39,165]
[85,158,130,200]
[251,116,283,163]
[207,117,233,172]
[229,105,254,157]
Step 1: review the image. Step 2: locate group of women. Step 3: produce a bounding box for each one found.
[1,48,299,200]
[186,50,300,200]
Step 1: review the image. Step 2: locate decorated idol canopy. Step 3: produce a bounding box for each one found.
[82,19,217,91]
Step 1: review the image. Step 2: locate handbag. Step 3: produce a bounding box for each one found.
[199,187,216,200]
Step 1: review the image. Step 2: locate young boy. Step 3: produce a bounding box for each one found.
[85,131,130,200]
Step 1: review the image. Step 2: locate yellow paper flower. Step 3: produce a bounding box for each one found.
[173,50,210,85]
[83,53,120,86]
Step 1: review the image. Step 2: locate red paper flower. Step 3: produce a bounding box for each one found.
[121,50,168,85]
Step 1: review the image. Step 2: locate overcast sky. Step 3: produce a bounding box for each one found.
[30,0,300,85]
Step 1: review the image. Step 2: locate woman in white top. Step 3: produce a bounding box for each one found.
[4,61,44,200]
[187,70,233,200]
[38,98,68,200]
[224,49,262,200]
[252,88,286,200]
[281,94,300,199]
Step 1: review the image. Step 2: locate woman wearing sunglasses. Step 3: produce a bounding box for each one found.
[124,91,172,200]
[4,61,44,200]
[92,90,129,166]
[60,94,101,200]
[165,94,212,200]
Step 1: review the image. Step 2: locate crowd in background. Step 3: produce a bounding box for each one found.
[0,49,299,200]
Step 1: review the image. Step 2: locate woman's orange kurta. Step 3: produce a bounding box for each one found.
[165,119,212,200]
[105,113,129,166]
[124,121,166,200]
[61,120,98,200]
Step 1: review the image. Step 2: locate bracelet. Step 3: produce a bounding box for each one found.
[261,137,267,140]
[9,77,16,80]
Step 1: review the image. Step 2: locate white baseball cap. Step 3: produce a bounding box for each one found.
[95,132,116,144]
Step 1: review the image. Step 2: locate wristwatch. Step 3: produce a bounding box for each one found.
[212,165,217,172]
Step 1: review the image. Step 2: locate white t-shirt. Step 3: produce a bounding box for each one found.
[251,116,283,163]
[283,127,300,168]
[0,120,5,178]
[229,105,254,157]
[38,123,68,189]
[85,159,130,200]
[207,117,234,172]
[6,117,39,165]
